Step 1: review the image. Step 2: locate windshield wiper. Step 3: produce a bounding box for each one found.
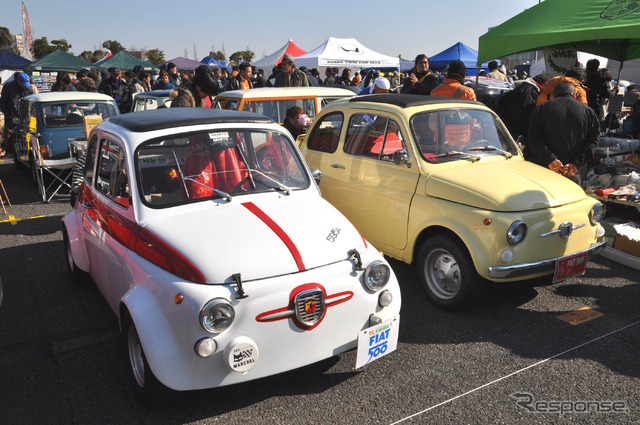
[468,145,513,159]
[182,177,232,202]
[430,151,481,162]
[249,169,291,195]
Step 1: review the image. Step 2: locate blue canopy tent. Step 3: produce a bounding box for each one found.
[0,50,32,70]
[429,42,498,76]
[200,56,231,72]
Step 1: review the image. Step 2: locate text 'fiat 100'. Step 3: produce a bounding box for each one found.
[61,108,401,404]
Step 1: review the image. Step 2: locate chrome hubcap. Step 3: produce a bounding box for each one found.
[424,248,461,300]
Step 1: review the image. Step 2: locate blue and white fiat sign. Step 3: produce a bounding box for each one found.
[356,316,399,369]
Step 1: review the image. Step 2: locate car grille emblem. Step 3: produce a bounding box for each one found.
[559,222,573,238]
[255,284,354,330]
[296,289,325,327]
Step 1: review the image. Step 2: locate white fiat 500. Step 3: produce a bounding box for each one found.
[62,108,401,404]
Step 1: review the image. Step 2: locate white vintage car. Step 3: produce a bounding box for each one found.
[62,108,400,404]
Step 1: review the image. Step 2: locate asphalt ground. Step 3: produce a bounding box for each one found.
[0,157,638,425]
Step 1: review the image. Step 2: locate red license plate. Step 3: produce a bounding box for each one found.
[553,252,588,283]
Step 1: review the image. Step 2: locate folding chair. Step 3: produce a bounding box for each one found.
[0,178,11,215]
[30,136,76,203]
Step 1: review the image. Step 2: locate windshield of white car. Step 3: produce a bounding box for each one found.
[136,129,309,207]
[410,108,517,163]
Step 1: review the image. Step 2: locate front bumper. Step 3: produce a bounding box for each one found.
[487,239,607,279]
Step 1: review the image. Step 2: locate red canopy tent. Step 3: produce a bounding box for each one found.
[253,39,307,70]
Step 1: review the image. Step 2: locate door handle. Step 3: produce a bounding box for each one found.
[330,164,345,169]
[81,202,94,210]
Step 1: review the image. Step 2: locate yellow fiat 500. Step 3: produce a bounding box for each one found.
[299,94,606,310]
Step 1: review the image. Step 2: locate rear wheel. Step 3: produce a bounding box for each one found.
[416,235,483,311]
[122,314,174,406]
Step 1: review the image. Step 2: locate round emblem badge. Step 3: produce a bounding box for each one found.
[225,337,259,373]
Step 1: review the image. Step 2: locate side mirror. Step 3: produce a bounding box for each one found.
[392,149,410,166]
[311,169,322,184]
[515,135,526,151]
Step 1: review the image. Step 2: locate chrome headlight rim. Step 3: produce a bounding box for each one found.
[363,261,390,291]
[200,298,235,334]
[507,221,527,246]
[589,203,606,225]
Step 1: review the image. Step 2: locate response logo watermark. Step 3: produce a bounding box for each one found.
[511,392,628,414]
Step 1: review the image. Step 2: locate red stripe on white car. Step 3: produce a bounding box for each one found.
[242,202,306,271]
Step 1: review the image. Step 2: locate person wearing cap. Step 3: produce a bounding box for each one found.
[358,77,391,95]
[401,54,439,95]
[0,72,34,156]
[299,66,319,87]
[430,60,476,100]
[275,54,309,87]
[166,62,181,87]
[98,67,132,111]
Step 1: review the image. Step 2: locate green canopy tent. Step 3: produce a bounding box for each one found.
[478,0,640,66]
[94,51,157,72]
[23,49,95,72]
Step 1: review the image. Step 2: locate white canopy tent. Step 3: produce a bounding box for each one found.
[294,37,399,73]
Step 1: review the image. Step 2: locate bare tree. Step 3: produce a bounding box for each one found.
[184,48,188,58]
[193,42,198,61]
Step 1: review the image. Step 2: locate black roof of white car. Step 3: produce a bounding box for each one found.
[109,108,274,132]
[349,94,481,108]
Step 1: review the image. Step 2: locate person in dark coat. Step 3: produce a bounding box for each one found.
[227,63,254,91]
[323,68,336,86]
[275,54,309,87]
[585,59,614,121]
[528,81,599,184]
[299,67,319,86]
[0,72,34,155]
[98,67,132,112]
[495,72,550,159]
[400,54,439,95]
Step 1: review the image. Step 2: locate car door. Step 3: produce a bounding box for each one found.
[305,111,420,251]
[81,136,135,312]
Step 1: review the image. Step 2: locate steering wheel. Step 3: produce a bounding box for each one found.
[465,139,491,151]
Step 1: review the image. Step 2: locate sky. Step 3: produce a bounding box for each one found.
[3,0,539,63]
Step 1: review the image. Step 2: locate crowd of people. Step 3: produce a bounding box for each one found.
[2,52,640,183]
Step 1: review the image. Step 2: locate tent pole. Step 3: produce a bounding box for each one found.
[609,39,629,132]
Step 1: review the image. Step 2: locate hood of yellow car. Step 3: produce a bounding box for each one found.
[424,159,586,211]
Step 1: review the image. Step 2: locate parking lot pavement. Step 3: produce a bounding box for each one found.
[0,158,638,424]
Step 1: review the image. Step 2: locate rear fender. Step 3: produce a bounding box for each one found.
[62,211,89,273]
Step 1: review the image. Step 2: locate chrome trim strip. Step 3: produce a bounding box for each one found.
[325,293,351,305]
[539,223,586,238]
[256,309,294,321]
[488,239,607,279]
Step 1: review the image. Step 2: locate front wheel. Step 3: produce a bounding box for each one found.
[416,235,483,310]
[122,315,173,406]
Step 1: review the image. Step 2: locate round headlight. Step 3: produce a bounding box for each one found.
[364,261,390,291]
[590,203,606,225]
[507,221,527,245]
[200,299,235,333]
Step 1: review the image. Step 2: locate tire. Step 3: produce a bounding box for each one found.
[416,235,483,311]
[122,314,174,406]
[62,227,89,285]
